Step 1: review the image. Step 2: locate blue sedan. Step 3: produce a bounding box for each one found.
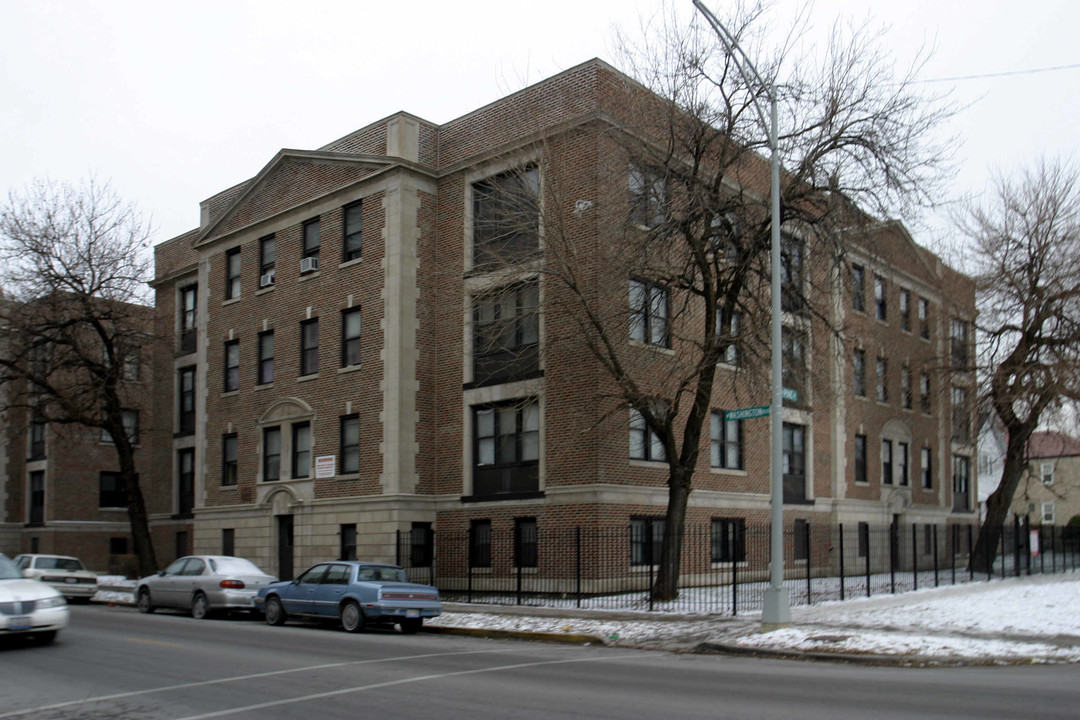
[254,561,441,634]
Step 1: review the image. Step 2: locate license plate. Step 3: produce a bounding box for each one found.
[405,609,419,618]
[10,616,31,631]
[65,577,78,583]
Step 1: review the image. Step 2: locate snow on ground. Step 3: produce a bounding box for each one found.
[93,572,1080,664]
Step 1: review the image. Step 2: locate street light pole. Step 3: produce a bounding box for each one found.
[692,0,790,627]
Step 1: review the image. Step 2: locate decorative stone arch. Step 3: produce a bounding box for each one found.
[254,397,317,503]
[263,486,301,514]
[258,397,315,425]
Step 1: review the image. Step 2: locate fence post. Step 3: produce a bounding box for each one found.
[912,523,918,592]
[805,521,812,606]
[467,525,474,604]
[1039,526,1045,575]
[575,527,582,610]
[838,524,846,602]
[515,524,523,606]
[731,554,738,617]
[396,529,402,567]
[865,525,872,598]
[889,521,897,594]
[933,524,940,587]
[431,528,437,588]
[999,525,1006,580]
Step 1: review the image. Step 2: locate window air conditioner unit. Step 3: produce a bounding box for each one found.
[300,257,319,273]
[259,270,276,288]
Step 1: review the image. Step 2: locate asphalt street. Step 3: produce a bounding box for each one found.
[1,604,1078,720]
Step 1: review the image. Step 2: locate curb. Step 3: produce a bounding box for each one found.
[692,641,996,667]
[424,626,607,645]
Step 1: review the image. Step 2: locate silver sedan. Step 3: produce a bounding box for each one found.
[134,555,277,619]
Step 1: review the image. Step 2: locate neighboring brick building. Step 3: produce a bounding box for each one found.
[0,301,185,574]
[142,59,976,581]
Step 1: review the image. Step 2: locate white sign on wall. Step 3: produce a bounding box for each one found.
[315,455,336,479]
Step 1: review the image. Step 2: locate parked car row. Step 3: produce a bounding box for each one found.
[1,550,442,642]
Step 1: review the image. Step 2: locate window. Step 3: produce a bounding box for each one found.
[710,411,743,470]
[855,434,867,484]
[630,407,665,462]
[179,284,197,353]
[258,331,274,385]
[263,426,281,482]
[469,519,492,568]
[302,217,320,266]
[225,248,241,300]
[224,340,240,392]
[631,516,664,566]
[99,471,127,508]
[629,279,669,347]
[341,308,362,368]
[882,438,893,485]
[514,517,538,568]
[473,165,540,266]
[29,422,45,460]
[783,423,807,503]
[853,349,866,397]
[901,365,912,409]
[952,455,971,511]
[102,409,140,445]
[473,400,540,498]
[851,264,865,312]
[794,518,809,561]
[300,319,319,376]
[1041,463,1055,485]
[473,283,539,384]
[29,470,44,524]
[921,447,933,489]
[340,414,359,475]
[340,524,357,561]
[222,528,235,556]
[780,234,805,312]
[897,441,909,486]
[121,348,141,381]
[951,386,970,443]
[875,357,888,403]
[410,523,434,567]
[109,537,128,555]
[781,327,806,404]
[716,309,742,366]
[899,289,911,331]
[343,201,363,262]
[222,434,238,486]
[951,319,970,369]
[628,164,666,228]
[259,234,276,284]
[178,367,196,435]
[920,373,931,413]
[874,274,887,321]
[711,517,746,563]
[177,449,194,516]
[918,297,930,339]
[1042,502,1056,524]
[292,422,311,479]
[857,522,869,558]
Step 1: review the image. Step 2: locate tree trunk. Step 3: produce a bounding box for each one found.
[654,466,692,601]
[116,437,158,577]
[970,426,1032,574]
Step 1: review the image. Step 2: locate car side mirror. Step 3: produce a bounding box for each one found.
[157,570,166,576]
[291,578,301,585]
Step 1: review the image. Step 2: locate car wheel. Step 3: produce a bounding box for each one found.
[340,600,365,633]
[398,618,423,635]
[191,592,210,620]
[34,631,57,645]
[137,588,155,614]
[264,596,287,626]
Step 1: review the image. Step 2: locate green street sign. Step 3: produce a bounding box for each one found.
[782,387,798,402]
[725,405,770,421]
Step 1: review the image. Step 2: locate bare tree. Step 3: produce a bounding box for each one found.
[958,158,1080,573]
[475,2,956,600]
[0,177,159,576]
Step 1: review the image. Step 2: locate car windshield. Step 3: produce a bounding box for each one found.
[0,554,23,580]
[209,557,264,575]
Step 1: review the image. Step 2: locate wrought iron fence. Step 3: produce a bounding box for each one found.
[397,520,1080,615]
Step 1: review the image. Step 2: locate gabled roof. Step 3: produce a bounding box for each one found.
[1027,431,1080,459]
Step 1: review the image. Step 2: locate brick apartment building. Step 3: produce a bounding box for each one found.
[0,301,187,573]
[142,59,977,582]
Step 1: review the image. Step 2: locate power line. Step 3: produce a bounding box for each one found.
[917,62,1080,84]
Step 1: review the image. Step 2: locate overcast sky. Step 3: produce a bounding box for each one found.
[2,0,1078,248]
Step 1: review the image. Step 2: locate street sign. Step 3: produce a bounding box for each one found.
[725,406,770,421]
[782,387,798,402]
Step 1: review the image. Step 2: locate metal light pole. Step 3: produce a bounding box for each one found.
[693,0,790,627]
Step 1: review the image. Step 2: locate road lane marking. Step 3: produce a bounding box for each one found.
[173,654,650,720]
[0,648,523,719]
[125,636,186,648]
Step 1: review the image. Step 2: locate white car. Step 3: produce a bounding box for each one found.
[135,555,277,619]
[14,554,98,602]
[0,553,69,644]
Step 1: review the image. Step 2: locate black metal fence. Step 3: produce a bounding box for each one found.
[397,520,1080,615]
